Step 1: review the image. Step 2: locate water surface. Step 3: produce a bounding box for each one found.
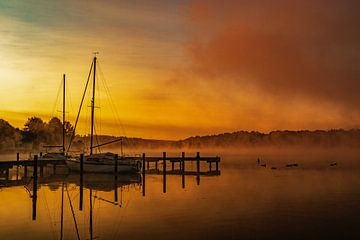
[1,152,360,239]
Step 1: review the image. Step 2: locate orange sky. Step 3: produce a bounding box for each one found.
[1,0,360,140]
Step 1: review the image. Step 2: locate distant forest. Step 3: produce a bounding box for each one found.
[0,117,74,152]
[1,117,360,153]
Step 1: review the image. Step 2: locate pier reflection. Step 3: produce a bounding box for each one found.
[0,158,220,240]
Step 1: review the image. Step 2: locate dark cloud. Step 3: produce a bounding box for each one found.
[186,0,360,108]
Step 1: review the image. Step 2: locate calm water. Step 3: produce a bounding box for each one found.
[1,152,360,240]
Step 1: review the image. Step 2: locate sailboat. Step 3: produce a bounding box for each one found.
[66,54,141,173]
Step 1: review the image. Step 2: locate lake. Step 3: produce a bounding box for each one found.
[1,150,360,239]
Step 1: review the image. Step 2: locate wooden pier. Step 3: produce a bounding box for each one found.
[0,152,220,181]
[1,152,221,219]
[0,152,220,170]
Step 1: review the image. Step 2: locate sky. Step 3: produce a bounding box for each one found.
[0,0,359,140]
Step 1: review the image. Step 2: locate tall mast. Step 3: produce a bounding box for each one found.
[90,55,97,155]
[62,74,66,154]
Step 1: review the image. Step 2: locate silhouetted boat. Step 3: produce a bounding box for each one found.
[67,152,140,173]
[66,54,141,173]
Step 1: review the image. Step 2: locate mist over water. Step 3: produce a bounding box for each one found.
[1,148,360,239]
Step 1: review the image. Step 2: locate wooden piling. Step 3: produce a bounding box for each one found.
[155,160,158,172]
[33,155,38,178]
[216,160,219,172]
[171,161,174,171]
[114,179,118,203]
[32,155,38,220]
[90,189,93,240]
[209,162,212,172]
[142,153,146,197]
[24,166,28,178]
[182,152,185,189]
[163,152,166,193]
[114,154,118,174]
[53,164,57,174]
[79,154,84,211]
[16,152,20,180]
[40,152,42,157]
[5,168,9,180]
[196,152,200,185]
[40,165,44,177]
[60,182,64,240]
[114,154,118,202]
[16,152,19,180]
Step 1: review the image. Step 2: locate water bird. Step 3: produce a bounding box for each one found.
[257,158,260,164]
[271,167,277,170]
[260,163,266,168]
[286,163,298,167]
[330,162,337,166]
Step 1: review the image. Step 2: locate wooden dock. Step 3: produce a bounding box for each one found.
[0,152,220,221]
[0,152,220,180]
[0,159,66,168]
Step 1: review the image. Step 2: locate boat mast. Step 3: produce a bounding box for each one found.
[90,54,97,155]
[62,74,66,154]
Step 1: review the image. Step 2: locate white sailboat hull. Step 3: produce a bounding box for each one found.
[66,158,141,173]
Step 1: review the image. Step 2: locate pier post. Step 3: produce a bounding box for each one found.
[216,159,219,173]
[40,164,44,177]
[5,168,9,180]
[16,152,19,180]
[53,164,56,175]
[40,152,42,157]
[147,160,149,170]
[32,155,38,220]
[171,161,174,171]
[60,182,64,240]
[209,162,212,172]
[24,166,28,178]
[142,153,146,197]
[155,160,158,172]
[196,152,200,185]
[114,154,118,202]
[163,152,166,193]
[114,154,118,175]
[79,154,84,211]
[182,152,185,189]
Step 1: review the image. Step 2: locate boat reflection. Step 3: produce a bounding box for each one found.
[0,164,220,240]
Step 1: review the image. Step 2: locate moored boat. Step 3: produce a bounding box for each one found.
[66,152,141,173]
[65,54,140,173]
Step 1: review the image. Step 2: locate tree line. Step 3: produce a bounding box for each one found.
[0,117,74,152]
[2,117,360,152]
